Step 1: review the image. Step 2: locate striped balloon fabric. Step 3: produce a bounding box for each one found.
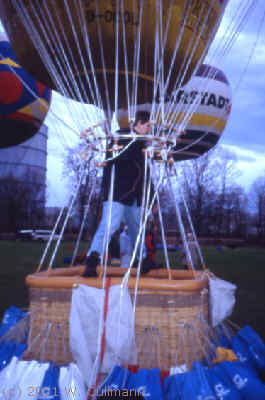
[0,34,51,148]
[171,64,232,161]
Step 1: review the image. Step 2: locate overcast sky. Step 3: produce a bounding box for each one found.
[1,0,265,206]
[209,0,265,186]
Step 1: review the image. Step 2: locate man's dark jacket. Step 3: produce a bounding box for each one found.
[102,133,146,206]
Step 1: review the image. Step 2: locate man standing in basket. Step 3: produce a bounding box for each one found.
[82,111,157,277]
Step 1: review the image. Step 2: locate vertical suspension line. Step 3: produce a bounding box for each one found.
[167,168,195,273]
[150,22,160,127]
[62,0,96,104]
[151,0,161,127]
[164,2,207,134]
[208,0,257,76]
[122,149,150,289]
[88,161,116,392]
[131,164,167,317]
[174,0,208,88]
[151,0,176,132]
[12,0,68,98]
[164,7,205,133]
[76,0,104,111]
[47,0,96,126]
[156,182,171,277]
[151,161,172,278]
[40,0,85,102]
[132,152,153,316]
[39,0,79,97]
[175,166,206,269]
[159,0,165,126]
[164,0,192,94]
[102,163,116,275]
[165,56,218,146]
[47,165,87,271]
[94,0,112,127]
[71,173,95,267]
[154,0,189,139]
[155,0,191,138]
[36,206,66,273]
[114,0,120,118]
[57,0,88,103]
[131,0,144,120]
[122,156,167,316]
[121,0,132,121]
[170,0,217,131]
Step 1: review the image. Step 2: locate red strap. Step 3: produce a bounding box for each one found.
[99,276,112,367]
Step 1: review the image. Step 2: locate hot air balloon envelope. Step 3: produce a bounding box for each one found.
[0,35,52,148]
[0,0,228,110]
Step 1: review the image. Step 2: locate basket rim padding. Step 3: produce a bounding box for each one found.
[25,267,208,292]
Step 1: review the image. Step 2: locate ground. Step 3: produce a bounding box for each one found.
[0,240,264,341]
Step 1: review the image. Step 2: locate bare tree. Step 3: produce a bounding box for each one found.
[250,175,265,237]
[63,144,103,236]
[213,148,240,235]
[222,185,248,237]
[177,146,242,236]
[0,170,46,232]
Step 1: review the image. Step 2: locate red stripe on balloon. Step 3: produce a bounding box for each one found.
[0,71,23,104]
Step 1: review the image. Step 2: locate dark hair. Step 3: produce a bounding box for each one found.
[133,110,150,126]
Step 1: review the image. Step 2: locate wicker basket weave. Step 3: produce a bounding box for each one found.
[134,288,208,369]
[25,267,209,369]
[25,288,73,365]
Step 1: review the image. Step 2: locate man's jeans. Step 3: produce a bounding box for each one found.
[87,201,146,260]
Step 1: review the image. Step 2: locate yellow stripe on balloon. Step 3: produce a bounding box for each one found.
[18,104,33,117]
[118,112,227,131]
[172,112,227,131]
[39,99,50,113]
[0,57,20,68]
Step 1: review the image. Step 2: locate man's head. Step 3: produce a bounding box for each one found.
[133,111,151,135]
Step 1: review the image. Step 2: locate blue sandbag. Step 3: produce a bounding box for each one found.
[37,363,60,400]
[164,372,186,400]
[232,327,265,373]
[238,326,265,351]
[126,368,164,400]
[217,361,265,400]
[0,306,27,338]
[237,326,265,371]
[180,362,216,399]
[206,364,243,399]
[232,335,258,373]
[98,365,131,396]
[0,341,26,370]
[99,367,164,399]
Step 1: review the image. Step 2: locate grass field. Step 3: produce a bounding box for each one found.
[0,240,264,341]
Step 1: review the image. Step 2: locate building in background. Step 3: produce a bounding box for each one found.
[0,125,48,232]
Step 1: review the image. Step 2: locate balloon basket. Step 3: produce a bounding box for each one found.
[25,267,209,369]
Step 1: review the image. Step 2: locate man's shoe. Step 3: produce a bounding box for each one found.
[141,257,160,275]
[82,251,100,277]
[132,258,162,274]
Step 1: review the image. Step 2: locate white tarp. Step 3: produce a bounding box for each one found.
[69,284,137,386]
[209,276,237,327]
[59,362,87,400]
[0,357,49,400]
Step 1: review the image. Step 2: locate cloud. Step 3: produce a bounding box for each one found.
[223,144,265,188]
[209,2,265,156]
